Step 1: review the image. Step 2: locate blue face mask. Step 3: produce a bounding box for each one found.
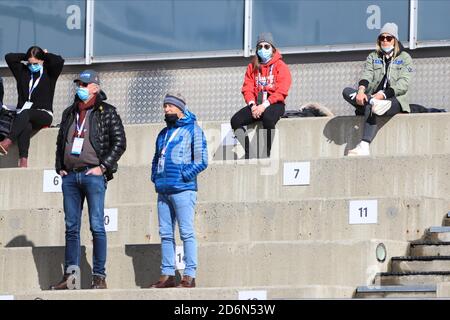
[257,47,273,63]
[28,63,42,73]
[76,87,90,101]
[382,46,394,54]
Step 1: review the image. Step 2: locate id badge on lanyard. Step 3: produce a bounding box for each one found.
[257,65,273,104]
[157,128,181,174]
[71,137,84,155]
[17,69,43,114]
[71,113,86,155]
[157,156,165,174]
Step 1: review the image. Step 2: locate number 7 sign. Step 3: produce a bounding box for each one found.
[283,162,310,186]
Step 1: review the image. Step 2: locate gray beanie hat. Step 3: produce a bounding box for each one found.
[257,32,275,47]
[379,22,398,40]
[163,93,186,113]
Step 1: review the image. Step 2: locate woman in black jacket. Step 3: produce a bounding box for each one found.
[0,46,64,167]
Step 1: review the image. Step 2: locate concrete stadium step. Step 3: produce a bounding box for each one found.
[0,240,407,293]
[354,284,436,298]
[1,197,447,247]
[391,256,450,273]
[410,241,450,256]
[374,271,450,286]
[426,226,450,242]
[4,285,355,300]
[1,113,449,169]
[0,155,449,210]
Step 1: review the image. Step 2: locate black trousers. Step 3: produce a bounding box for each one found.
[230,103,285,158]
[9,109,52,157]
[342,87,402,143]
[0,77,3,105]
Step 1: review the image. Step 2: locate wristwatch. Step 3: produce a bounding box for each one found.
[99,164,107,173]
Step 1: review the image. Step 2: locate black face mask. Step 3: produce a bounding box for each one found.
[164,113,178,124]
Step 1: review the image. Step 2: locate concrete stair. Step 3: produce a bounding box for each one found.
[410,241,450,256]
[1,197,447,247]
[10,285,355,300]
[1,113,449,169]
[0,116,448,300]
[0,155,449,210]
[356,214,450,298]
[391,256,450,273]
[0,240,408,293]
[354,285,436,298]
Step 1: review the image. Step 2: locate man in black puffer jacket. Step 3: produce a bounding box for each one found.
[52,69,126,290]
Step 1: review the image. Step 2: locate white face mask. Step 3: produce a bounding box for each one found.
[382,46,394,53]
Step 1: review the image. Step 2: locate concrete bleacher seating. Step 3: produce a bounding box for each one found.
[0,113,449,299]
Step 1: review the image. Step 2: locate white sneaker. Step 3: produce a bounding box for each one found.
[347,141,370,156]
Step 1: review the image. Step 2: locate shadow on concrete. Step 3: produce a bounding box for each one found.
[125,243,174,288]
[5,235,92,289]
[323,115,391,155]
[212,122,265,161]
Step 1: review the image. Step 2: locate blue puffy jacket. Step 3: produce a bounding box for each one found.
[151,109,208,194]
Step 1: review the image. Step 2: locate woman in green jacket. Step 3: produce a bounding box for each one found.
[342,22,413,156]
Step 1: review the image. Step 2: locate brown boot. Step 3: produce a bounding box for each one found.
[149,275,176,288]
[0,138,12,155]
[177,275,196,288]
[18,157,28,168]
[49,274,72,290]
[91,275,107,289]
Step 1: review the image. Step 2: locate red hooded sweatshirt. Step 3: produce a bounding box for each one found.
[241,50,292,106]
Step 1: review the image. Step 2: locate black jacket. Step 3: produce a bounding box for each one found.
[55,91,126,181]
[0,77,3,105]
[5,52,64,112]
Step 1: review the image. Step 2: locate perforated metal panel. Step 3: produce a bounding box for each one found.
[1,56,449,125]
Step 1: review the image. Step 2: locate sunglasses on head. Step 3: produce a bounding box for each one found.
[378,35,394,42]
[257,44,271,50]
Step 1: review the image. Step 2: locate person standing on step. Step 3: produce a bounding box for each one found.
[149,93,208,288]
[231,32,292,159]
[342,22,413,156]
[0,46,64,167]
[51,70,126,290]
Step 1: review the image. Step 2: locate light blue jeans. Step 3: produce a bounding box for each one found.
[157,190,197,278]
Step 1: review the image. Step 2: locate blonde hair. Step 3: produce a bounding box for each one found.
[376,37,400,58]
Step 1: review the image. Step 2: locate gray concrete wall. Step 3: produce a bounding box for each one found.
[0,240,407,293]
[1,197,448,248]
[1,113,449,168]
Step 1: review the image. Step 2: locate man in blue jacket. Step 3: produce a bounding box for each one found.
[150,93,208,288]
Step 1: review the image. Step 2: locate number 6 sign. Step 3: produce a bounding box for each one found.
[42,170,62,192]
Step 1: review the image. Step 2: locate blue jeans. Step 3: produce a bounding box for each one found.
[62,171,107,277]
[158,190,197,278]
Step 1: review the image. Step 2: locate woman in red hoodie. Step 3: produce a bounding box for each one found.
[231,32,291,159]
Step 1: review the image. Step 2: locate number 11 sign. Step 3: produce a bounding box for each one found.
[349,200,378,224]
